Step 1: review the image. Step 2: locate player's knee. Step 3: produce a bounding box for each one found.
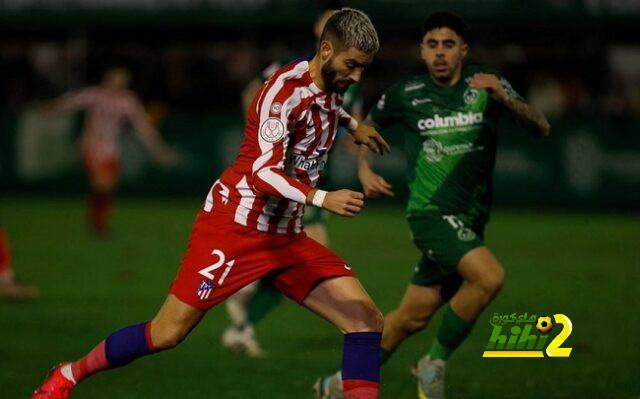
[397,308,429,334]
[345,303,384,333]
[369,308,385,332]
[91,175,116,192]
[151,325,188,350]
[478,267,504,297]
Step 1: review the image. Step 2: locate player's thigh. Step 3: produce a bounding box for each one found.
[304,223,328,247]
[457,246,504,289]
[91,172,117,192]
[303,276,382,333]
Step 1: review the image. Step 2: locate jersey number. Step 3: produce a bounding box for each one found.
[198,249,235,285]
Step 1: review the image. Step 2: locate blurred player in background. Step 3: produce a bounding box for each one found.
[314,11,550,399]
[45,67,174,236]
[33,8,390,399]
[222,0,365,358]
[0,226,38,300]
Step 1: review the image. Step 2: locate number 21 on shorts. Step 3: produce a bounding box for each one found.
[198,249,235,285]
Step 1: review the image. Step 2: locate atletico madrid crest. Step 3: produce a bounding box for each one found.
[197,280,214,301]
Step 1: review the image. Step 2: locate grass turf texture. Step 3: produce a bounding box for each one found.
[1,196,638,398]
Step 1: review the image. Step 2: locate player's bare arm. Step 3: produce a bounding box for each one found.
[130,106,176,166]
[469,73,550,137]
[356,117,394,198]
[42,90,89,114]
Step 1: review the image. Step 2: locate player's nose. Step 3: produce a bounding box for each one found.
[349,69,363,83]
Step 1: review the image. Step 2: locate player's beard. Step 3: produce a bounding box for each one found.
[321,57,353,94]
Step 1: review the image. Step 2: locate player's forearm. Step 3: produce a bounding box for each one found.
[44,99,76,113]
[502,96,551,137]
[356,115,378,171]
[357,145,373,172]
[134,120,167,152]
[253,168,313,205]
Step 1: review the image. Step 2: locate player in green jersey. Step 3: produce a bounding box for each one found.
[314,11,550,399]
[222,0,365,358]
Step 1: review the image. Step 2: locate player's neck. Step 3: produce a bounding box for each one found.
[308,55,327,92]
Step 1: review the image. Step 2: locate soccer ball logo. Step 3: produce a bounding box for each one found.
[536,316,553,334]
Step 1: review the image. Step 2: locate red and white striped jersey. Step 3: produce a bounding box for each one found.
[205,59,355,235]
[56,87,148,162]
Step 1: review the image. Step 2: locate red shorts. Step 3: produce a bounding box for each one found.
[169,209,354,311]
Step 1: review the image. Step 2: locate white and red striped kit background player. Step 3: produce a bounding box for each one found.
[47,68,173,235]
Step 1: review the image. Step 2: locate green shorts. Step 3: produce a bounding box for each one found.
[303,206,329,226]
[408,212,485,297]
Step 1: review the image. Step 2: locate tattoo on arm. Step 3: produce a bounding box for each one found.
[357,115,379,168]
[503,96,551,137]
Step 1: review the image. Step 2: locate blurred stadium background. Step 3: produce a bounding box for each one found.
[1,0,639,398]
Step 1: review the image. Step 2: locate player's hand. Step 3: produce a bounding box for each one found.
[358,166,394,198]
[351,124,390,155]
[469,73,509,104]
[322,189,365,217]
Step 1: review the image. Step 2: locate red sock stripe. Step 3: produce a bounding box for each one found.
[71,340,108,383]
[0,229,11,275]
[343,379,379,399]
[88,192,112,233]
[343,379,380,390]
[144,322,155,352]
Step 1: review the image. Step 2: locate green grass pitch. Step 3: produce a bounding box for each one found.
[1,196,638,398]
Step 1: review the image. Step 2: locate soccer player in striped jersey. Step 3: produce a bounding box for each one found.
[221,0,364,359]
[33,8,389,399]
[45,67,174,236]
[0,226,38,300]
[314,12,550,399]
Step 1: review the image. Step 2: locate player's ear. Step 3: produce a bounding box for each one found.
[460,41,469,59]
[319,40,334,62]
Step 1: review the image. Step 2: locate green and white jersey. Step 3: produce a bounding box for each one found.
[371,64,521,226]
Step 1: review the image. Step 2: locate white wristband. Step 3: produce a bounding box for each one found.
[347,117,359,132]
[312,190,328,208]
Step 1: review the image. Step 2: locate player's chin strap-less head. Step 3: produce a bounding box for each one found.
[421,11,470,44]
[318,7,379,62]
[316,8,379,94]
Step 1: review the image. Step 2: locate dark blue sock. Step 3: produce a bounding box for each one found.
[105,322,154,367]
[342,331,382,382]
